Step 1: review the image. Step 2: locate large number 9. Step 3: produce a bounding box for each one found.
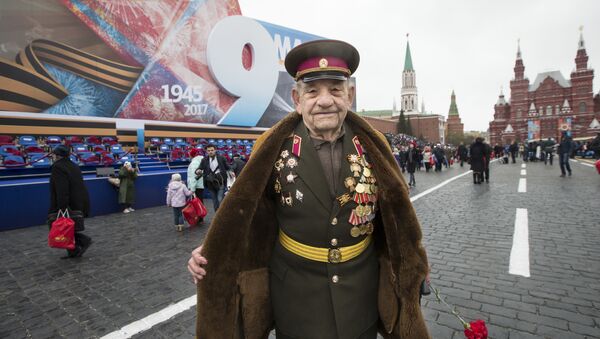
[207,16,278,127]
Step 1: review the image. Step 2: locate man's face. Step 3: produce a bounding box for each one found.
[206,147,216,157]
[292,79,355,136]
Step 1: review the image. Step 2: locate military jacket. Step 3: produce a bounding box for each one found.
[268,123,379,338]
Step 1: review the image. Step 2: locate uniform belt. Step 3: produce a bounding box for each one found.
[279,230,371,264]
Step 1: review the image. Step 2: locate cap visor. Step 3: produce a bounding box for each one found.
[302,73,348,83]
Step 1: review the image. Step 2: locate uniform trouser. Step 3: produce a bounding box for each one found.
[511,152,516,163]
[484,163,490,181]
[275,323,377,339]
[559,153,571,175]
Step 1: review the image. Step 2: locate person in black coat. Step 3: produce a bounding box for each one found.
[199,144,230,211]
[48,145,92,258]
[406,143,418,187]
[469,138,486,184]
[483,141,492,183]
[456,142,468,167]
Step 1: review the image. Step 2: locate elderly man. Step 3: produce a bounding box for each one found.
[188,39,430,338]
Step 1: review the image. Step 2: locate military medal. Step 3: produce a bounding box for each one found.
[366,222,374,234]
[286,157,298,168]
[284,193,293,206]
[347,154,360,163]
[286,172,297,183]
[355,183,365,193]
[350,163,362,177]
[295,190,303,202]
[363,167,371,177]
[280,150,289,158]
[364,184,372,194]
[274,178,282,193]
[355,204,365,217]
[337,193,352,206]
[359,224,368,235]
[344,177,356,192]
[274,159,284,172]
[350,226,361,238]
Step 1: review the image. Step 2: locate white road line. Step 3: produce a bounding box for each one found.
[521,164,526,168]
[579,162,594,168]
[410,170,473,202]
[518,178,527,193]
[520,169,526,175]
[509,208,531,277]
[100,295,196,339]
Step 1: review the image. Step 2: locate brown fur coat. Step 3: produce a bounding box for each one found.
[196,111,430,339]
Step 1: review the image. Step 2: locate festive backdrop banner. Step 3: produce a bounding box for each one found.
[0,0,348,128]
[527,119,541,141]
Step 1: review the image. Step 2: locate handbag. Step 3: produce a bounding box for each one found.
[47,209,85,231]
[48,210,75,250]
[183,197,207,225]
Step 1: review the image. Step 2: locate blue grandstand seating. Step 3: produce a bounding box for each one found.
[110,144,126,157]
[30,154,51,167]
[3,155,26,167]
[159,144,171,154]
[163,138,174,146]
[74,145,89,154]
[0,145,20,157]
[19,136,38,146]
[150,137,161,146]
[46,136,62,144]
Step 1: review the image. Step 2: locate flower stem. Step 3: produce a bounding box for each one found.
[431,285,469,328]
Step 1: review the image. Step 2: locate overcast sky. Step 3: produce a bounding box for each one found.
[238,0,600,131]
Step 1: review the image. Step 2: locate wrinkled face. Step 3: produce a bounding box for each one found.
[292,79,355,136]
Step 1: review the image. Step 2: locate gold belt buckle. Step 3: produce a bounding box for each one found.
[328,248,342,264]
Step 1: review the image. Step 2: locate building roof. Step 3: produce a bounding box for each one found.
[358,109,394,117]
[529,71,571,91]
[404,41,414,71]
[448,90,459,116]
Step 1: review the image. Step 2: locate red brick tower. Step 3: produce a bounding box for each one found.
[509,40,530,135]
[570,27,595,137]
[446,90,464,140]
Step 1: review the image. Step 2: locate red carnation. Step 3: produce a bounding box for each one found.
[464,319,488,339]
[432,285,488,339]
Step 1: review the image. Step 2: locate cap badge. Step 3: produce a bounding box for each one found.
[319,58,328,68]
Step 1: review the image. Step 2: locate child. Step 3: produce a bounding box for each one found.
[166,173,192,232]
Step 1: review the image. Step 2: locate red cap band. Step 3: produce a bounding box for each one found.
[295,56,350,79]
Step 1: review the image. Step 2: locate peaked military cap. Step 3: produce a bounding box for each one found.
[285,39,360,82]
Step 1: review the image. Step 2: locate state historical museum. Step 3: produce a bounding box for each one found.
[489,30,600,145]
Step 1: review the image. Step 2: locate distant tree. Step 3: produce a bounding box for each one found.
[397,110,407,134]
[406,115,413,136]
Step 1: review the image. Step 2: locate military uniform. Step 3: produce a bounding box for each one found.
[269,121,380,338]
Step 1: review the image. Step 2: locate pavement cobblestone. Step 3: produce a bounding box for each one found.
[1,160,599,338]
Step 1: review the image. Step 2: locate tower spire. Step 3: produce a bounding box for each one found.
[404,34,414,71]
[448,90,459,116]
[517,38,522,59]
[578,25,585,50]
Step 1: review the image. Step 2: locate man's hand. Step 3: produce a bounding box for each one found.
[188,246,207,284]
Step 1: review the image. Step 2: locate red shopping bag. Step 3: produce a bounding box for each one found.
[595,159,600,175]
[183,197,207,225]
[48,210,75,250]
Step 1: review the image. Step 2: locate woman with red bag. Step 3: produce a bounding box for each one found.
[48,145,92,258]
[166,173,192,232]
